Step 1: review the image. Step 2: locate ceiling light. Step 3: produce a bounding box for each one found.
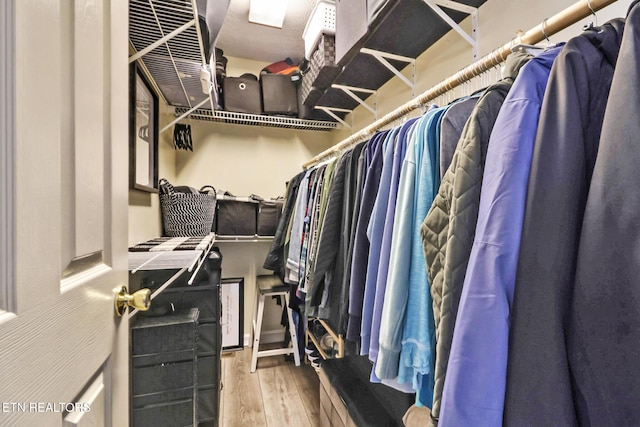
[249,0,288,28]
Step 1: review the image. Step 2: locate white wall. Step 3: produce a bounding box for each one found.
[175,120,333,343]
[128,102,177,247]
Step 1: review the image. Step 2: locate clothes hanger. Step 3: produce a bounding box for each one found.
[582,0,598,30]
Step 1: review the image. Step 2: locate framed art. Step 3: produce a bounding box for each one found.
[220,277,245,351]
[129,61,159,192]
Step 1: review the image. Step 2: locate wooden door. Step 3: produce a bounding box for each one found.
[0,0,130,425]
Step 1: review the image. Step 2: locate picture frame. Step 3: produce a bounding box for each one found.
[220,277,245,352]
[129,61,159,192]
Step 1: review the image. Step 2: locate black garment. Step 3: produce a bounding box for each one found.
[568,4,640,425]
[309,152,350,312]
[335,141,367,335]
[504,18,625,426]
[263,170,305,278]
[346,132,387,342]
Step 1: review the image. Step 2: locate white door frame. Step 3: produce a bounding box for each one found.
[0,0,16,314]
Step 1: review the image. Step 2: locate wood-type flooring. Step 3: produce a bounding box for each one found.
[219,346,320,427]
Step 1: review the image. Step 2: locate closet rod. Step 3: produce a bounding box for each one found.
[303,0,617,168]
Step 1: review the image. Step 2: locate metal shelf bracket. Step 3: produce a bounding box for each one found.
[423,0,479,59]
[360,48,417,95]
[331,84,378,119]
[314,106,353,130]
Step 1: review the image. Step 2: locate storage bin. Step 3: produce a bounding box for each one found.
[257,199,283,236]
[260,74,299,116]
[303,0,336,59]
[159,179,216,237]
[222,74,262,114]
[215,196,259,236]
[300,78,324,107]
[131,309,199,356]
[153,285,219,322]
[335,0,368,64]
[306,34,341,91]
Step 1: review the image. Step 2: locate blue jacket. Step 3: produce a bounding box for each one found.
[440,46,562,426]
[505,18,625,426]
[375,107,445,388]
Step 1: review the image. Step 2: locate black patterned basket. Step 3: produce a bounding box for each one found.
[159,178,216,237]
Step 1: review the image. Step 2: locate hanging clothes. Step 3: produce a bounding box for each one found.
[330,141,367,335]
[437,45,562,427]
[369,117,422,382]
[439,94,480,178]
[504,17,624,427]
[264,170,306,278]
[285,169,313,284]
[308,151,350,314]
[567,4,640,424]
[360,129,400,354]
[421,50,532,424]
[374,107,443,385]
[346,132,387,343]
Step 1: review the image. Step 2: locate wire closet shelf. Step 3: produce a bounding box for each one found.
[303,0,618,168]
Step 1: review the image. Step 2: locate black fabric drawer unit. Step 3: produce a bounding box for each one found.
[198,322,221,354]
[222,74,262,114]
[132,399,195,427]
[261,74,298,116]
[153,284,220,322]
[198,387,220,424]
[131,309,199,356]
[131,309,199,427]
[216,198,258,236]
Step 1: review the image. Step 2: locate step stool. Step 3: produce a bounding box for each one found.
[250,275,301,372]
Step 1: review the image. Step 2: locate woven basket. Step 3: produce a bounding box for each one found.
[159,178,216,237]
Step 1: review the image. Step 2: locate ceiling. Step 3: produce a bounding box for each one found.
[215,0,316,64]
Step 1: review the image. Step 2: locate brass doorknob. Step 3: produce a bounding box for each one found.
[114,286,151,316]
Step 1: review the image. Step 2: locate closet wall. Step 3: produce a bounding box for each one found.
[175,119,333,344]
[330,0,629,145]
[128,101,177,247]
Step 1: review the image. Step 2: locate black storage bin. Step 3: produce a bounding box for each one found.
[222,74,262,114]
[260,74,299,116]
[215,198,258,236]
[257,200,283,236]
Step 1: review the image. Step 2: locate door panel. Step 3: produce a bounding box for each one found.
[0,0,130,425]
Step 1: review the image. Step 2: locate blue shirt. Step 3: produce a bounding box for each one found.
[439,46,563,427]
